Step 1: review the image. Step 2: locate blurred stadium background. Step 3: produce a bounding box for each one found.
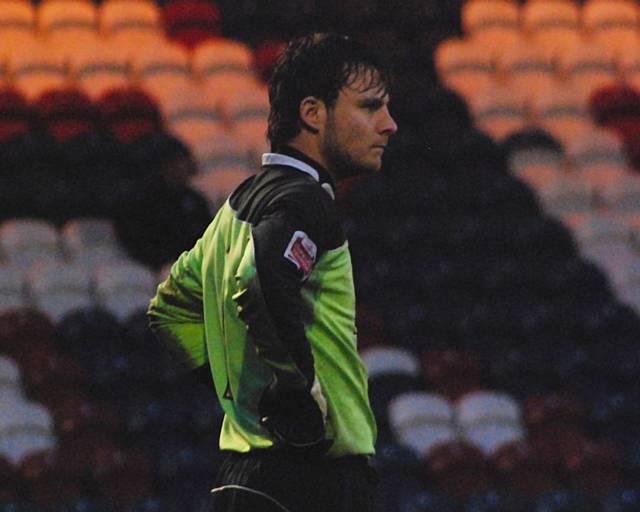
[2,0,640,511]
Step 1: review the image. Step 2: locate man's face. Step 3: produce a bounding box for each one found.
[320,71,398,178]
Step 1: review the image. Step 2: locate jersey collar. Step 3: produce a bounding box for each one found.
[262,146,336,200]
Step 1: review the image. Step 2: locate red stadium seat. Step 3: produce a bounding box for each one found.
[35,87,98,142]
[253,40,286,83]
[562,438,627,497]
[0,454,19,502]
[97,87,163,144]
[425,440,492,502]
[524,392,587,447]
[20,449,85,505]
[0,308,55,359]
[19,345,87,408]
[163,0,222,50]
[491,440,561,498]
[421,349,483,400]
[0,87,34,141]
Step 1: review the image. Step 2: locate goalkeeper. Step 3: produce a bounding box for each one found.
[148,32,397,512]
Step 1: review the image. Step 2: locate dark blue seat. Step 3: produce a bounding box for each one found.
[50,499,114,512]
[465,491,530,512]
[533,490,592,512]
[399,490,459,512]
[601,489,640,512]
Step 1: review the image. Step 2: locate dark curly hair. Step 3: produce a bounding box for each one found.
[267,33,391,149]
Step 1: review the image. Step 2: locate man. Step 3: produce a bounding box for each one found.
[147,33,397,512]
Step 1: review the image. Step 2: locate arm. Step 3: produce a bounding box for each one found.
[147,237,207,370]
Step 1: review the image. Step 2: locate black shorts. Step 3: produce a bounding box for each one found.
[209,449,378,512]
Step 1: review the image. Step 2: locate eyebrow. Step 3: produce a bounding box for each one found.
[358,97,388,109]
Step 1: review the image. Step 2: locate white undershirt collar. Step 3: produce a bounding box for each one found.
[262,153,320,182]
[262,152,335,200]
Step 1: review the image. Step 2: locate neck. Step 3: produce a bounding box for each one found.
[286,138,341,184]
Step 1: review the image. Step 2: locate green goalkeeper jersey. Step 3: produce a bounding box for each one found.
[148,149,376,457]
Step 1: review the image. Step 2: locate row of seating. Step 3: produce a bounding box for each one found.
[0,0,222,51]
[463,0,639,55]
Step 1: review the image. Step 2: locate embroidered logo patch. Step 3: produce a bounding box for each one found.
[284,230,317,277]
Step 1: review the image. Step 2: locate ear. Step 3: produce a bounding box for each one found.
[299,96,326,134]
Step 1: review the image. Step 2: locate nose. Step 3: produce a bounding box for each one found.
[379,105,398,136]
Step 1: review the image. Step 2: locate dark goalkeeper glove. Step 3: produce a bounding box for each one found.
[258,379,332,454]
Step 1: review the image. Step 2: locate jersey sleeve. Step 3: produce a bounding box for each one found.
[238,192,329,390]
[147,237,208,370]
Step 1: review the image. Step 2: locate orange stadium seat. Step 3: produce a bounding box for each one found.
[131,40,192,104]
[69,38,132,101]
[0,1,36,59]
[37,0,99,57]
[558,40,619,101]
[619,41,640,91]
[192,38,262,100]
[582,0,639,55]
[99,0,164,47]
[470,83,529,142]
[8,39,69,101]
[434,37,496,101]
[223,86,270,156]
[498,37,558,95]
[461,0,520,52]
[521,0,581,55]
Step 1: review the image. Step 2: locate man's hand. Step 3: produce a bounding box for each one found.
[258,380,332,454]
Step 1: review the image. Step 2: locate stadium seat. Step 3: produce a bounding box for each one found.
[94,261,158,321]
[425,440,492,502]
[532,489,591,512]
[0,400,56,464]
[26,262,94,323]
[434,37,496,102]
[8,38,69,101]
[530,82,592,146]
[163,0,222,50]
[253,39,286,83]
[538,173,595,217]
[399,490,458,512]
[36,87,99,142]
[566,127,630,194]
[582,0,639,55]
[189,130,252,177]
[600,174,640,214]
[470,83,529,142]
[421,349,483,400]
[0,265,27,312]
[37,0,98,56]
[562,438,626,497]
[0,355,23,403]
[0,307,56,360]
[86,442,154,506]
[457,390,525,456]
[61,218,125,266]
[558,40,618,101]
[498,38,558,96]
[387,391,457,457]
[20,449,85,505]
[465,490,531,512]
[159,81,225,151]
[97,87,163,144]
[131,41,192,106]
[601,488,640,512]
[619,41,640,91]
[69,38,132,101]
[491,440,560,498]
[192,38,260,99]
[589,84,640,143]
[501,128,564,188]
[0,87,35,142]
[223,86,270,156]
[521,0,581,55]
[361,346,422,440]
[0,1,36,58]
[0,219,62,269]
[461,0,520,51]
[591,389,640,449]
[100,0,164,48]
